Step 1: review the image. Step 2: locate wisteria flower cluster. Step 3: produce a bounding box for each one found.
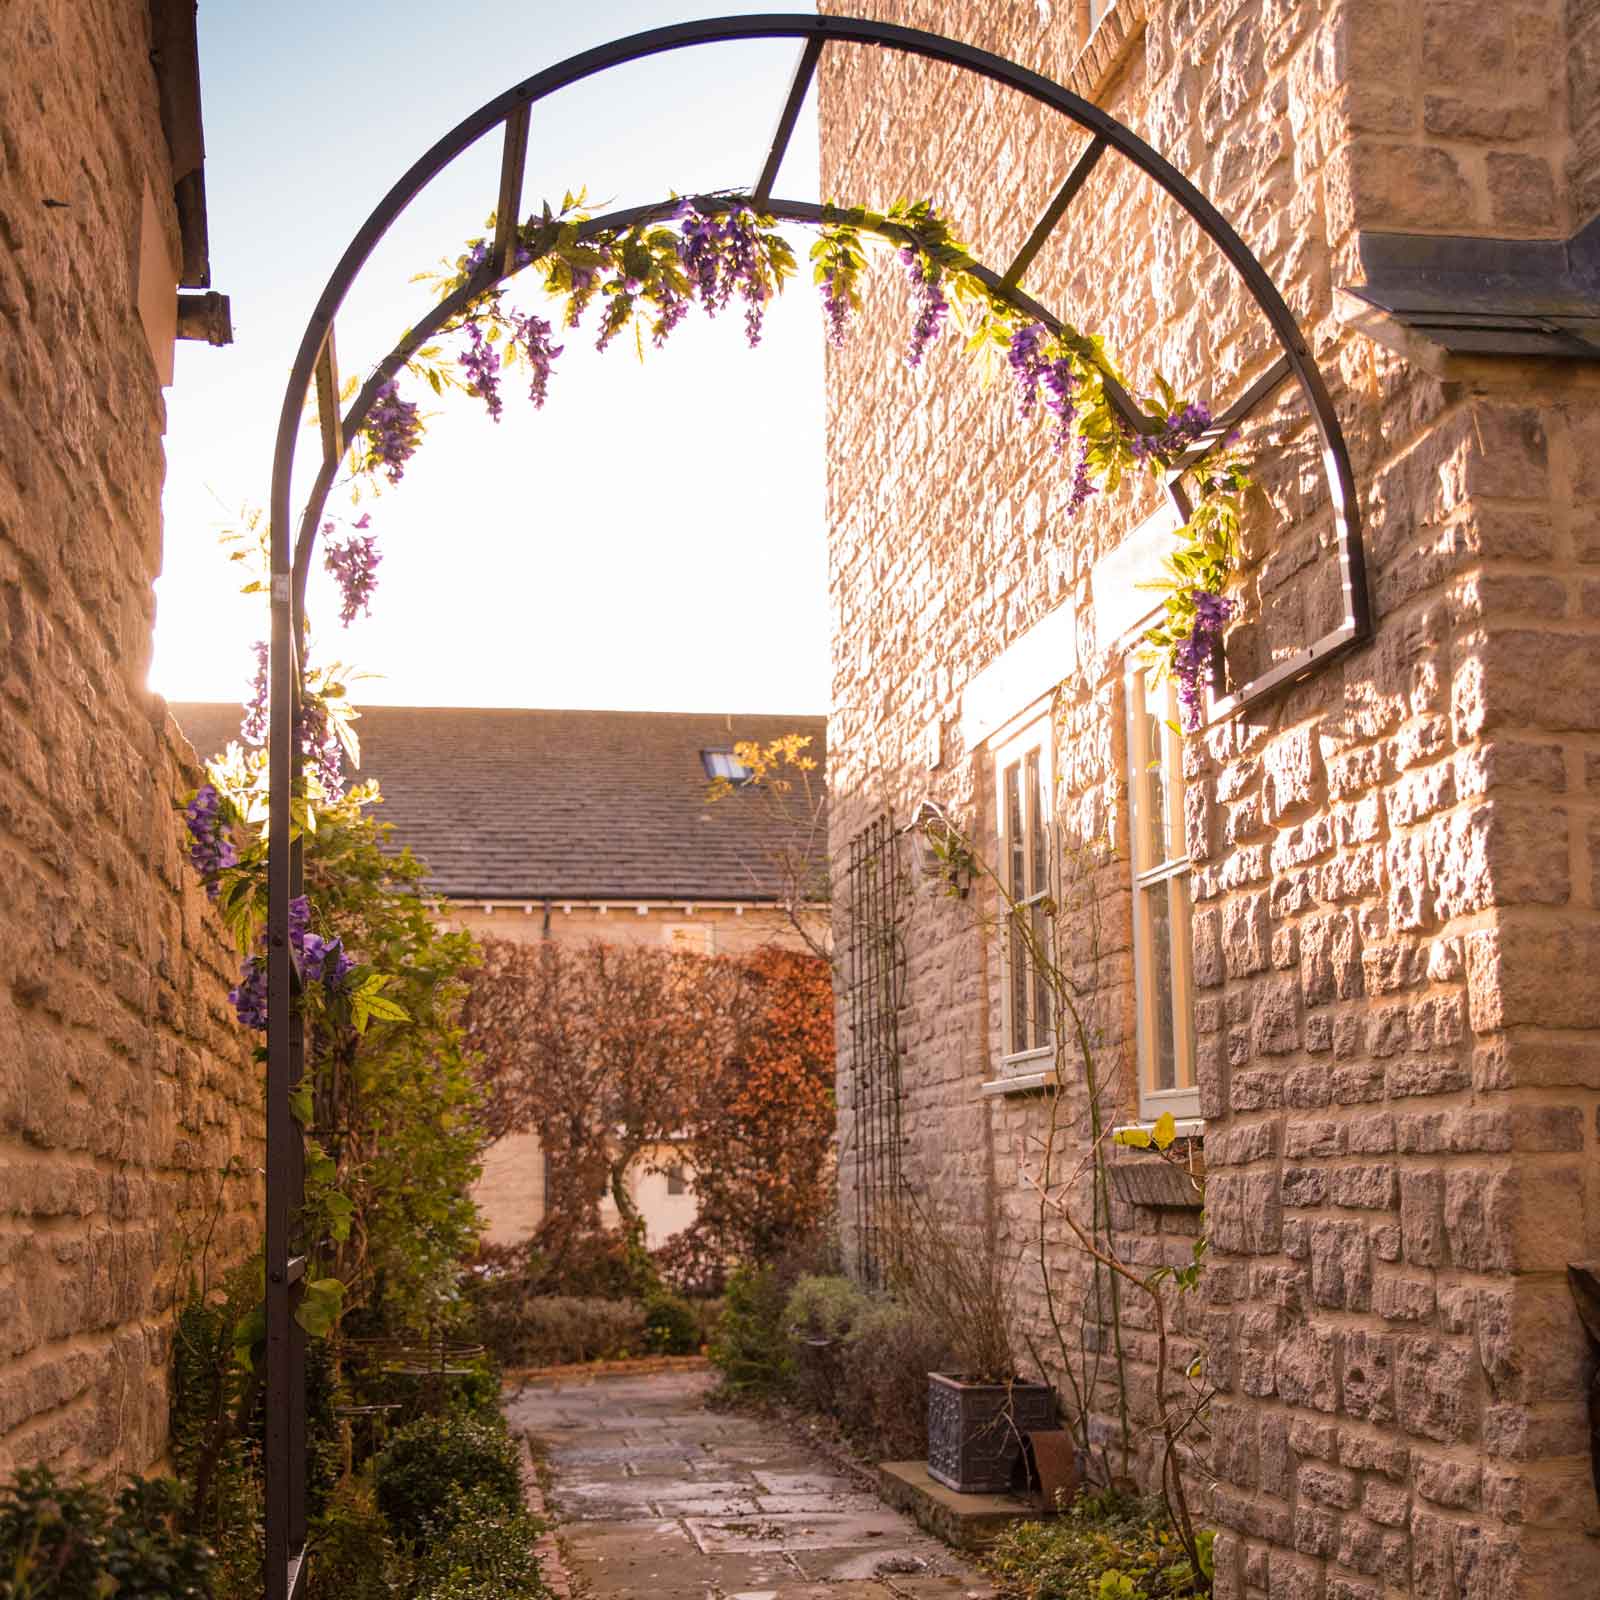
[183,783,236,895]
[361,380,424,483]
[228,895,354,1032]
[1130,400,1211,462]
[241,641,268,746]
[1173,589,1235,727]
[323,514,380,626]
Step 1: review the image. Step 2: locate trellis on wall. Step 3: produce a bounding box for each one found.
[844,814,906,1289]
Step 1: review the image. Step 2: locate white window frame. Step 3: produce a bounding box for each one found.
[993,709,1055,1074]
[1125,661,1201,1122]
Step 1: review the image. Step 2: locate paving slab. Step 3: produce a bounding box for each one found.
[507,1367,996,1598]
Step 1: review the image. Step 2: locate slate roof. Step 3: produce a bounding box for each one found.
[169,703,828,903]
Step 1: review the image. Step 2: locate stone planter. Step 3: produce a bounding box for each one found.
[926,1372,1055,1493]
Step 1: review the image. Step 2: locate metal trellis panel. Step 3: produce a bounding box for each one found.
[845,816,904,1288]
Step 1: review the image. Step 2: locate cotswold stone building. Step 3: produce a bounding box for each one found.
[176,703,828,1250]
[821,2,1600,1596]
[0,2,250,1476]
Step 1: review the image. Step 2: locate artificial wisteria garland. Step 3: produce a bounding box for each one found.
[383,190,1242,720]
[185,185,1253,1032]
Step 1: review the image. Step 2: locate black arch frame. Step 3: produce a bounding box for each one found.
[261,16,1369,1595]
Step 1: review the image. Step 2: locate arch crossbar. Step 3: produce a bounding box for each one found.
[262,17,1369,1596]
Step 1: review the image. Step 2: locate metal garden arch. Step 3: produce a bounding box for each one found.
[261,14,1369,1594]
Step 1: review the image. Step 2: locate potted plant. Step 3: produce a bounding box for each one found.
[890,1201,1056,1493]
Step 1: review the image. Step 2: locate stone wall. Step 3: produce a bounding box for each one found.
[0,0,262,1477]
[821,1,1600,1594]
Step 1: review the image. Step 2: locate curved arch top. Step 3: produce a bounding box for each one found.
[261,23,1371,1597]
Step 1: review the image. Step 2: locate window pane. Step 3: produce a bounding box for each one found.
[1168,874,1197,1089]
[1010,910,1028,1055]
[1026,748,1047,899]
[1030,900,1051,1050]
[1143,703,1168,869]
[1146,880,1176,1091]
[1005,762,1024,896]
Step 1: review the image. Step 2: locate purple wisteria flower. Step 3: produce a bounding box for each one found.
[229,895,354,1030]
[673,201,772,347]
[230,955,268,1030]
[241,640,268,746]
[900,245,950,369]
[1067,436,1096,516]
[509,310,562,407]
[819,269,851,347]
[676,201,729,311]
[1007,323,1077,452]
[363,380,423,483]
[651,283,692,347]
[459,321,503,421]
[297,699,345,800]
[1131,401,1212,463]
[323,515,380,627]
[183,783,236,896]
[1174,588,1235,730]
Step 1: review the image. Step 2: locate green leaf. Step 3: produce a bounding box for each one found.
[322,1191,355,1243]
[232,1301,267,1369]
[360,993,410,1024]
[288,1084,313,1126]
[295,1277,345,1339]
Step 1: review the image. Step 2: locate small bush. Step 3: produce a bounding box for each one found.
[708,1263,793,1397]
[473,1280,650,1368]
[373,1412,523,1550]
[643,1291,701,1355]
[784,1275,869,1415]
[411,1485,549,1600]
[838,1299,953,1461]
[985,1491,1206,1599]
[786,1274,871,1341]
[0,1468,213,1599]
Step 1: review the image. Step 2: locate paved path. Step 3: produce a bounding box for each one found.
[506,1367,994,1600]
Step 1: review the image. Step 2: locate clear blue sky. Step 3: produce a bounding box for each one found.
[153,2,830,714]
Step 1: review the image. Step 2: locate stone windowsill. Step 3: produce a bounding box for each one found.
[980,1068,1058,1096]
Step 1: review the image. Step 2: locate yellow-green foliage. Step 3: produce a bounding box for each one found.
[985,1492,1208,1599]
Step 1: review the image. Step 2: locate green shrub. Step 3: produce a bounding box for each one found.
[472,1287,650,1368]
[783,1275,867,1416]
[708,1264,793,1397]
[411,1484,549,1600]
[985,1491,1206,1599]
[373,1413,523,1550]
[0,1469,213,1599]
[306,1474,398,1600]
[642,1291,701,1355]
[786,1274,871,1341]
